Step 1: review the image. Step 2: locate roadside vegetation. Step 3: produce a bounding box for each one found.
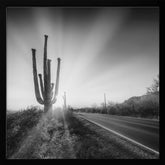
[70,75,159,119]
[7,107,158,159]
[71,93,159,118]
[7,107,76,159]
[7,106,43,158]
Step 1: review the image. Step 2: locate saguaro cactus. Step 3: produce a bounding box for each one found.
[31,35,61,112]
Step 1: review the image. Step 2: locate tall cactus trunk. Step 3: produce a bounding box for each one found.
[31,35,61,113]
[44,104,52,113]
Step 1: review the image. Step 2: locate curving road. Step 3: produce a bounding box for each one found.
[77,113,159,153]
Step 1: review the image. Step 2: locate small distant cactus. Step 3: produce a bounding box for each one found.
[63,92,67,110]
[31,35,61,112]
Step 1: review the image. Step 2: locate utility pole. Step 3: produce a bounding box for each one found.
[104,93,106,110]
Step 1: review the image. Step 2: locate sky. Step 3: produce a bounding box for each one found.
[7,7,159,110]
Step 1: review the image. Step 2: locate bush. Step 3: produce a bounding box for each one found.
[7,107,43,158]
[72,93,159,118]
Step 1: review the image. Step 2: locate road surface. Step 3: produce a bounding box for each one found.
[77,113,159,153]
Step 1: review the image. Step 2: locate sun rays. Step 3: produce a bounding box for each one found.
[7,8,159,110]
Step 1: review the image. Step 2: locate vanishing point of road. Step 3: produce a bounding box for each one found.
[77,113,159,154]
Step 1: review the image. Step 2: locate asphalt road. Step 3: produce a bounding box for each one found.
[77,113,159,153]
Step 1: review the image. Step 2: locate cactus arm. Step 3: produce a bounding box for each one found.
[51,97,57,104]
[51,58,61,103]
[50,91,53,99]
[38,74,45,100]
[47,59,51,89]
[50,83,54,98]
[54,58,61,97]
[51,83,54,91]
[32,49,44,104]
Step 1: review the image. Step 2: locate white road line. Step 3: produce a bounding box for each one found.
[88,114,159,129]
[79,116,159,155]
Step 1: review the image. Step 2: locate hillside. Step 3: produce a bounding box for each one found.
[124,93,159,105]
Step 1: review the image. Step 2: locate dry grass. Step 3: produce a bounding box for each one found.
[7,108,159,159]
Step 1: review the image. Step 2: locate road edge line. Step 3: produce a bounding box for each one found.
[79,115,159,155]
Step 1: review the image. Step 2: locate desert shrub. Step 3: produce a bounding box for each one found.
[65,112,114,158]
[91,108,96,113]
[71,93,159,118]
[7,107,43,158]
[137,94,159,117]
[107,106,116,115]
[108,94,159,118]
